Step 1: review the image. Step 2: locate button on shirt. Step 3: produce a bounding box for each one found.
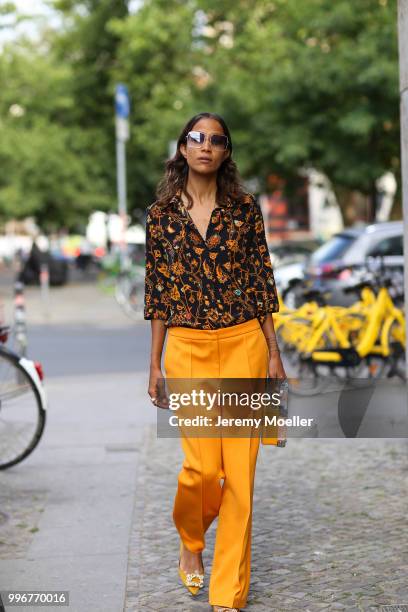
[143,191,279,329]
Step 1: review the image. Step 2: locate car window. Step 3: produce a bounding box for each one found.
[368,235,403,257]
[310,234,355,264]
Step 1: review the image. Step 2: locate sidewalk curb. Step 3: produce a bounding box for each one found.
[125,424,155,612]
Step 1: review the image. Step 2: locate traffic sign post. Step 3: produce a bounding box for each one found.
[115,84,130,271]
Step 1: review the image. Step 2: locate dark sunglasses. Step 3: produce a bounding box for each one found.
[186,130,229,151]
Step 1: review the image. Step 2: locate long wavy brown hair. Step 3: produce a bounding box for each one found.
[155,112,250,209]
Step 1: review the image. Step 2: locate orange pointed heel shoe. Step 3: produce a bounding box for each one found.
[178,540,204,595]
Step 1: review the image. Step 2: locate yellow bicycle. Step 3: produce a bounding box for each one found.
[275,264,405,395]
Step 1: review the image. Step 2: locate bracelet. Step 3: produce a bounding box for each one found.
[265,336,280,352]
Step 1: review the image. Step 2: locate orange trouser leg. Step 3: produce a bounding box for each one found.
[173,435,224,553]
[209,436,259,608]
[163,318,269,609]
[165,329,223,553]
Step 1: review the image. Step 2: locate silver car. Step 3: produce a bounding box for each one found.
[274,221,404,308]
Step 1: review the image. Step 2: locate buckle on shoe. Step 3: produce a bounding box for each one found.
[186,572,204,587]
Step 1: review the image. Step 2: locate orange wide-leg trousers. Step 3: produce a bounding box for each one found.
[163,317,269,609]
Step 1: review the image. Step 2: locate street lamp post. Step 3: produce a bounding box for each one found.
[397,1,408,379]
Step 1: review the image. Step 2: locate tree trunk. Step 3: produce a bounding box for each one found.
[368,180,378,224]
[332,185,372,226]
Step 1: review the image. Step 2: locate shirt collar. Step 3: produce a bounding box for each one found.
[168,190,233,213]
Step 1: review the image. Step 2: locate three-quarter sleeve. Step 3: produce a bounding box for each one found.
[143,206,171,322]
[248,196,279,321]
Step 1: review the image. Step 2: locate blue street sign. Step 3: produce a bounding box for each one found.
[115,84,130,119]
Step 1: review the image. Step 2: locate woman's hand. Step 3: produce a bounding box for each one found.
[268,351,287,381]
[148,364,169,409]
[260,316,286,381]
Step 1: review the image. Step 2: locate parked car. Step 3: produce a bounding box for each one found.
[275,221,404,308]
[269,239,322,268]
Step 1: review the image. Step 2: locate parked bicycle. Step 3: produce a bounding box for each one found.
[98,248,145,321]
[274,258,406,395]
[0,322,47,469]
[114,262,145,321]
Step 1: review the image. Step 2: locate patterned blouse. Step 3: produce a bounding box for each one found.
[143,191,279,329]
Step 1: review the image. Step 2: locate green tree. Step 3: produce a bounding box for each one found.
[109,0,201,210]
[0,2,17,30]
[0,0,401,228]
[0,41,112,229]
[197,0,400,221]
[52,0,129,127]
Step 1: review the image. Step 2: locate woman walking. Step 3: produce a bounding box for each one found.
[144,112,286,611]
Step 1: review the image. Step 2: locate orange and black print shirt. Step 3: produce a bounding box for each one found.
[143,192,279,329]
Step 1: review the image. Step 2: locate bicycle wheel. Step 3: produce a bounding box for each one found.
[115,272,131,306]
[115,269,144,321]
[387,319,406,380]
[289,358,331,396]
[122,278,144,320]
[345,355,386,381]
[0,347,46,470]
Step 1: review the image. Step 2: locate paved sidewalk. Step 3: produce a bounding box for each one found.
[125,428,408,611]
[0,279,135,329]
[0,280,152,612]
[0,371,152,612]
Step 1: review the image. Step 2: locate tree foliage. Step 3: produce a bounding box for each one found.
[197,0,400,217]
[0,0,400,229]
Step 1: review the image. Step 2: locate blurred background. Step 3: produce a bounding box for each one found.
[0,0,402,307]
[0,4,407,609]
